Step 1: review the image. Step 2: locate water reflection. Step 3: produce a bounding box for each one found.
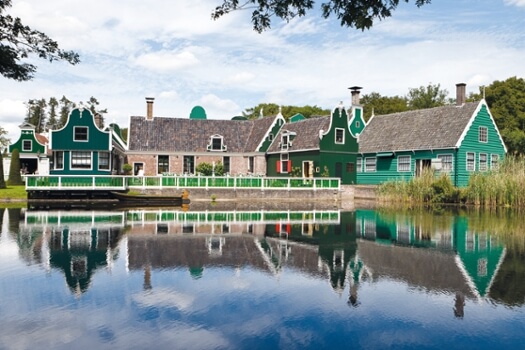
[2,205,525,348]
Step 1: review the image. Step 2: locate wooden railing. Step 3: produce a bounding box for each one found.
[25,175,340,191]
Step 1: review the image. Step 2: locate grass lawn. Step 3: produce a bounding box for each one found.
[0,185,27,200]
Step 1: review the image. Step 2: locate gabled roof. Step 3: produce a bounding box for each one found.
[358,101,481,153]
[267,116,330,153]
[128,115,280,153]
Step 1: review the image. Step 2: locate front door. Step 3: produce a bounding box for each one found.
[415,159,432,177]
[335,162,343,179]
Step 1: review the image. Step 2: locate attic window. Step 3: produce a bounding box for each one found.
[355,121,360,128]
[479,127,488,143]
[208,135,226,151]
[281,134,289,150]
[74,127,88,141]
[335,128,344,144]
[23,140,32,151]
[269,133,274,141]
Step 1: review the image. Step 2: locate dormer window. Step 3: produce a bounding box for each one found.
[335,128,344,144]
[282,134,289,150]
[208,135,226,151]
[74,126,88,142]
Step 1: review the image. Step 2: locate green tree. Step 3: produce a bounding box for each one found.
[59,95,75,128]
[85,96,108,128]
[47,97,59,131]
[407,83,449,109]
[212,0,431,32]
[196,161,224,176]
[360,92,408,121]
[25,98,47,132]
[0,0,80,81]
[7,148,23,185]
[242,103,329,120]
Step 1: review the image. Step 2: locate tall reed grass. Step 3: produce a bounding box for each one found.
[377,155,525,209]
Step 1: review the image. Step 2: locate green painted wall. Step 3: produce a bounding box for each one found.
[349,106,366,137]
[258,118,284,152]
[9,129,45,154]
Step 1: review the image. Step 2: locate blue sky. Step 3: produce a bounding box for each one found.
[1,0,524,143]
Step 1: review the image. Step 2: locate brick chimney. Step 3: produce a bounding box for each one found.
[349,86,363,106]
[456,83,466,106]
[94,114,102,128]
[146,97,154,120]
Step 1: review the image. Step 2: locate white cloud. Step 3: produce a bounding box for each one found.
[504,0,525,7]
[133,50,201,72]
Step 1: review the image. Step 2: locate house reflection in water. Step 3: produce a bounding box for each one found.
[19,211,126,295]
[14,208,511,310]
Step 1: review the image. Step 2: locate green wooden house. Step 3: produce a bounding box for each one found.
[266,101,362,185]
[357,84,507,187]
[8,122,49,175]
[49,108,127,175]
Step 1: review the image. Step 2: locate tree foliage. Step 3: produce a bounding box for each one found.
[406,83,449,109]
[212,0,432,32]
[0,125,9,150]
[360,92,408,121]
[0,0,80,81]
[7,148,23,185]
[242,103,330,120]
[24,95,108,132]
[196,161,224,176]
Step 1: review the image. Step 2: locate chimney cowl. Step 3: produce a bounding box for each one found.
[349,86,363,106]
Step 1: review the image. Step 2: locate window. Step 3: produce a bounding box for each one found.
[355,121,360,128]
[397,155,411,172]
[357,157,362,173]
[74,127,88,141]
[71,151,91,169]
[491,154,499,170]
[223,156,230,174]
[437,154,453,172]
[23,140,32,151]
[158,155,169,174]
[281,134,289,150]
[279,153,290,174]
[335,128,344,144]
[249,157,254,173]
[365,157,376,172]
[209,135,224,151]
[183,156,194,174]
[54,151,64,170]
[479,153,487,172]
[466,152,475,171]
[268,133,274,141]
[479,127,488,143]
[346,162,355,173]
[98,152,110,170]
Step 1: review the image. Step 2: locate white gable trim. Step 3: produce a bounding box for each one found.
[255,114,286,152]
[454,100,507,153]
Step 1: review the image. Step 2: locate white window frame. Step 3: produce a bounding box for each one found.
[365,157,376,172]
[70,151,92,170]
[479,153,488,172]
[73,126,89,142]
[281,134,289,150]
[478,127,488,143]
[335,128,345,144]
[98,151,110,171]
[355,121,360,128]
[280,153,289,174]
[437,154,453,172]
[209,135,225,151]
[356,157,362,173]
[22,139,32,151]
[397,155,411,172]
[491,154,499,170]
[466,152,475,172]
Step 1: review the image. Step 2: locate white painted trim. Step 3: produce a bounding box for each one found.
[255,114,286,152]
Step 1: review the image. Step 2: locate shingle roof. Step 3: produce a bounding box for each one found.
[358,102,480,153]
[128,115,278,153]
[267,116,330,153]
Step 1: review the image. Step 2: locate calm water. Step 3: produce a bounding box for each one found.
[1,204,525,350]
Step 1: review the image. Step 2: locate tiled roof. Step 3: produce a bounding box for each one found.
[128,116,279,153]
[358,102,480,153]
[35,133,48,145]
[267,116,330,153]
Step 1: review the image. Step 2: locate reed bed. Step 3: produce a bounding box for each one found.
[378,156,525,209]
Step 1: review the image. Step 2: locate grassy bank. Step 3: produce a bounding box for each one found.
[377,156,525,208]
[0,185,27,201]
